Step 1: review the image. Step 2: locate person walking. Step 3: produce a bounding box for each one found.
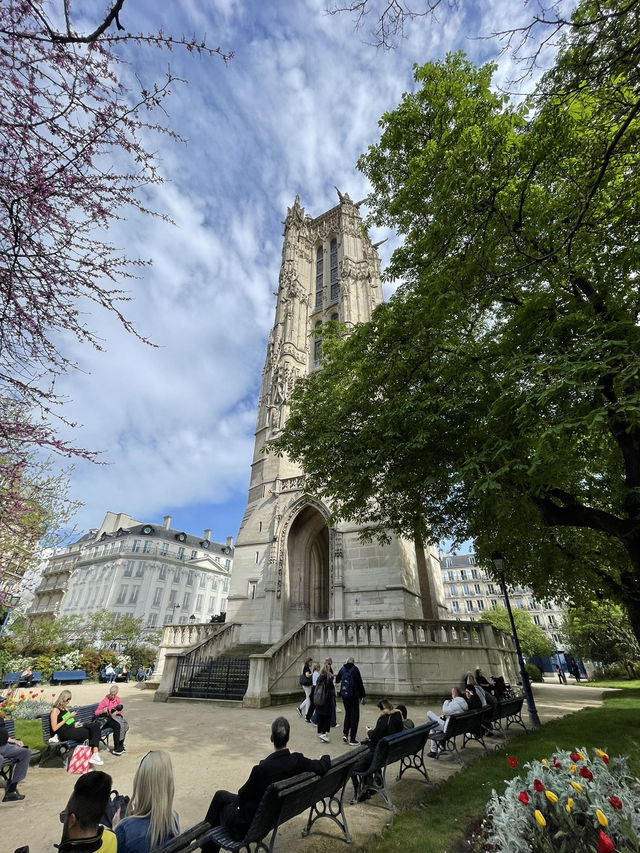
[296,658,313,719]
[305,663,321,724]
[555,664,567,684]
[314,664,334,743]
[335,656,365,746]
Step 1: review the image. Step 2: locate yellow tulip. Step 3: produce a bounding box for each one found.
[545,791,558,804]
[570,781,583,793]
[541,759,548,766]
[534,810,546,827]
[570,764,577,773]
[566,798,574,813]
[596,809,608,827]
[595,749,606,757]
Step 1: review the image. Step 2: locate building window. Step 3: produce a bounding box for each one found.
[161,543,168,556]
[330,238,338,300]
[515,599,523,609]
[147,613,157,627]
[248,581,257,599]
[548,614,556,626]
[313,321,322,363]
[449,585,456,597]
[132,539,141,553]
[460,569,467,580]
[143,540,152,554]
[315,245,323,307]
[463,584,470,596]
[474,583,482,595]
[153,587,162,607]
[187,570,194,586]
[490,599,498,609]
[168,590,177,605]
[129,586,139,604]
[446,571,455,582]
[255,551,259,564]
[477,599,485,611]
[225,559,230,569]
[195,594,204,611]
[487,583,495,594]
[444,558,452,568]
[466,600,474,612]
[124,561,134,578]
[223,579,229,593]
[451,601,459,613]
[469,555,476,564]
[220,599,227,613]
[173,568,181,584]
[191,549,197,559]
[136,561,144,577]
[212,578,218,590]
[258,521,262,532]
[199,574,206,588]
[533,615,542,626]
[177,547,185,561]
[182,592,191,609]
[159,566,166,580]
[116,585,127,604]
[208,595,215,611]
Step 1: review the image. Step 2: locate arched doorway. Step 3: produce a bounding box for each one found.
[286,505,329,630]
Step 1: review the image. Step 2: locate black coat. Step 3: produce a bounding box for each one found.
[235,748,330,828]
[335,662,366,701]
[366,710,403,747]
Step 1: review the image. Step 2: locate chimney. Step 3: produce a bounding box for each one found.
[163,515,172,530]
[225,536,233,550]
[203,529,211,541]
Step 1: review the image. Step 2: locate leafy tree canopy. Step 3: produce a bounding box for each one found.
[271,0,640,641]
[562,601,640,667]
[480,606,555,658]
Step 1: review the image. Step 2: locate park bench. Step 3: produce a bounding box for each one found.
[352,724,434,810]
[39,703,114,763]
[491,695,528,735]
[430,708,488,766]
[2,671,43,687]
[51,669,89,685]
[152,748,369,853]
[99,668,130,683]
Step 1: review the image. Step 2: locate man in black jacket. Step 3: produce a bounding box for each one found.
[201,716,330,853]
[335,656,366,745]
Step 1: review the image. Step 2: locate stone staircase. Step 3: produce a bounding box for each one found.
[173,643,270,700]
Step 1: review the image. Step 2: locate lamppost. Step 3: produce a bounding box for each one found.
[170,603,180,623]
[491,552,541,727]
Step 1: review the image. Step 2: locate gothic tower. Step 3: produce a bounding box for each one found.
[227,193,445,644]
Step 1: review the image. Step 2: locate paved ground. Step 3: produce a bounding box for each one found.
[4,681,613,852]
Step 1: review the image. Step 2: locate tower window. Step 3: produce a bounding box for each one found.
[315,245,323,308]
[313,321,322,363]
[330,238,338,301]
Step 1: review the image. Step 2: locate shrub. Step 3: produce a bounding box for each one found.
[78,647,101,679]
[525,663,543,683]
[478,748,640,852]
[34,653,54,680]
[50,650,82,672]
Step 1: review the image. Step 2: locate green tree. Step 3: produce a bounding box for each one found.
[480,607,555,658]
[271,0,640,641]
[562,602,640,672]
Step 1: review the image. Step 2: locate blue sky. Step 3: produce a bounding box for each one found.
[52,0,571,545]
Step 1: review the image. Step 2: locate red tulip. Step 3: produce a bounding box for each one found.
[533,779,545,792]
[508,757,518,768]
[518,791,529,805]
[608,796,622,810]
[552,758,562,769]
[602,754,610,764]
[598,830,615,853]
[579,766,594,781]
[570,752,583,762]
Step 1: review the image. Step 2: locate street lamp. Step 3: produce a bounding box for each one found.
[170,603,180,623]
[491,552,541,727]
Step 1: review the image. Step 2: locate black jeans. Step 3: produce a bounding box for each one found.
[201,790,247,853]
[342,697,360,742]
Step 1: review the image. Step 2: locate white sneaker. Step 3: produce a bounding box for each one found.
[48,734,60,745]
[319,733,330,743]
[88,753,104,765]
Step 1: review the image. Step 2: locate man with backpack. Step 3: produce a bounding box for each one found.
[335,656,366,746]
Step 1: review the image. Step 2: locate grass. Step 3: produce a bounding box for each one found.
[14,718,46,751]
[366,687,640,853]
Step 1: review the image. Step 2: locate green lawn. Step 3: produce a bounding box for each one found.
[14,718,46,751]
[366,688,640,853]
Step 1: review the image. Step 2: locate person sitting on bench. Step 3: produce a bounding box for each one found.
[50,690,104,766]
[95,685,129,755]
[426,686,468,758]
[349,699,403,803]
[200,716,330,853]
[0,717,30,801]
[58,770,116,852]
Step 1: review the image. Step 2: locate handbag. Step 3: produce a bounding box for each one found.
[67,744,93,774]
[101,789,130,828]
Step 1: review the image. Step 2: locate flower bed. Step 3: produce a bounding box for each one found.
[0,688,56,719]
[471,748,640,852]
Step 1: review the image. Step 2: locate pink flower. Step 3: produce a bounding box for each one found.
[518,791,529,805]
[508,757,518,768]
[533,779,545,792]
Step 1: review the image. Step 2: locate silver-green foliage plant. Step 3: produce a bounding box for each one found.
[486,747,640,852]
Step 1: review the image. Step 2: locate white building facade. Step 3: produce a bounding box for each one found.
[29,512,233,629]
[440,552,565,649]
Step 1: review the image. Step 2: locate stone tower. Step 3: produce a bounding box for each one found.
[227,193,446,644]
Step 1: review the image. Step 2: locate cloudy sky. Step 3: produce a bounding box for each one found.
[49,0,570,545]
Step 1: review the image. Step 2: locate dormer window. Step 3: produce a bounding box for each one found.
[142,525,154,535]
[175,532,187,542]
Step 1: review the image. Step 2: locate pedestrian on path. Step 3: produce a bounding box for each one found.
[296,658,313,719]
[335,656,365,745]
[555,665,567,684]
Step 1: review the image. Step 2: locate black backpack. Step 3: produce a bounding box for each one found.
[340,670,353,699]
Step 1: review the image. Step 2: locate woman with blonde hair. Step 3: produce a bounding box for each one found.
[114,749,179,852]
[49,690,103,765]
